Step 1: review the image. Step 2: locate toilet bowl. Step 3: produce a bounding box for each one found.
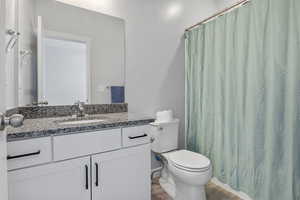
[159,150,212,200]
[150,118,212,200]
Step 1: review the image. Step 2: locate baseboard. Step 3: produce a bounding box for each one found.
[211,177,253,200]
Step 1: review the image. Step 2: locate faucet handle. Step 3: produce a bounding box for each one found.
[41,101,48,105]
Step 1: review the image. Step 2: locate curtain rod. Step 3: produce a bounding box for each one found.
[185,0,250,32]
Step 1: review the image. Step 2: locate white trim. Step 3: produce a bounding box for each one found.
[211,177,253,200]
[86,39,91,104]
[122,21,126,102]
[13,0,19,107]
[37,16,44,102]
[42,30,92,104]
[17,0,22,106]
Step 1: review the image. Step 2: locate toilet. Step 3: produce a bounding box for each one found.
[150,119,212,200]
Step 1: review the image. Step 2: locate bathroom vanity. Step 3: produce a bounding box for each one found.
[6,106,154,200]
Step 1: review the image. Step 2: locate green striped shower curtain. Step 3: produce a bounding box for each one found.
[185,0,300,199]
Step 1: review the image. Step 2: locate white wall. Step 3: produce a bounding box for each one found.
[0,0,6,112]
[57,0,237,149]
[0,0,8,198]
[5,0,18,109]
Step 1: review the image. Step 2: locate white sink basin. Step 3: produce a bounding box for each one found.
[58,119,106,126]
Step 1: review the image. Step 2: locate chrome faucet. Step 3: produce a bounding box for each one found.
[32,101,48,106]
[74,101,86,117]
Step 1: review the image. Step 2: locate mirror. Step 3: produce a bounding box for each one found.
[18,0,125,106]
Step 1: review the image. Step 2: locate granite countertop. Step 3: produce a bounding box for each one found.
[7,112,155,142]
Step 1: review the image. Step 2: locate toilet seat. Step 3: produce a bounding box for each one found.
[169,150,211,172]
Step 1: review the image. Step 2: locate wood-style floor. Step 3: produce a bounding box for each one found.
[151,178,242,200]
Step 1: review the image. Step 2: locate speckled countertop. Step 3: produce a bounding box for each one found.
[7,112,155,142]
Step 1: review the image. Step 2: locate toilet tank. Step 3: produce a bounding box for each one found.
[150,119,179,153]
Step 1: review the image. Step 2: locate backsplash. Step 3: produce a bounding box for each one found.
[6,103,128,119]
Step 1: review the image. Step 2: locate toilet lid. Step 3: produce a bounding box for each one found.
[169,150,211,170]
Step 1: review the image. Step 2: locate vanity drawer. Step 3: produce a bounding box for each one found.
[7,137,52,171]
[53,129,122,161]
[122,125,151,148]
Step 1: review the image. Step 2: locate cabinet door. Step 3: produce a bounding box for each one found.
[92,144,151,200]
[8,157,91,200]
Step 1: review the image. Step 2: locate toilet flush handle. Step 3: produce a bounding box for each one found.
[150,137,155,143]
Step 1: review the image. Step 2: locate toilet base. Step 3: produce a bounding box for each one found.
[159,174,207,200]
[174,180,206,200]
[159,171,176,198]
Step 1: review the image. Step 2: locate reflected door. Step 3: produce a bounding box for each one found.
[43,37,88,105]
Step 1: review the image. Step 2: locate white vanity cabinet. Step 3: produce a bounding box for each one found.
[91,144,151,200]
[8,157,91,200]
[7,126,151,200]
[7,137,52,171]
[53,129,122,161]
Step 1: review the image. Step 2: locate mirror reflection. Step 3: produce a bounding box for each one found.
[18,0,126,106]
